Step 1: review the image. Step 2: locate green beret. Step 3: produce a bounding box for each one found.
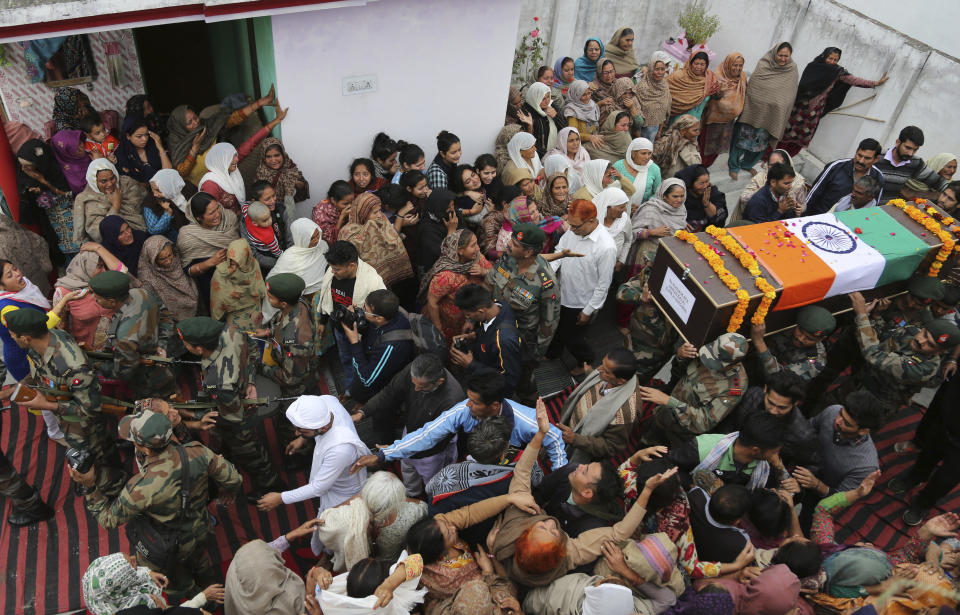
[699,332,749,371]
[3,308,47,336]
[925,320,960,350]
[177,316,224,346]
[796,305,836,336]
[89,271,131,299]
[266,273,306,304]
[512,223,546,250]
[940,283,960,306]
[122,408,173,449]
[908,277,945,303]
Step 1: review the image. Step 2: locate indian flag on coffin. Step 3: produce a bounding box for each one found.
[727,210,931,311]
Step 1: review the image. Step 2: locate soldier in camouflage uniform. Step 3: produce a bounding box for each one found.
[71,407,242,600]
[256,273,316,468]
[824,291,956,418]
[486,224,560,402]
[749,305,835,384]
[617,270,678,384]
[5,309,126,497]
[177,317,283,500]
[0,359,54,527]
[89,271,176,398]
[638,332,749,447]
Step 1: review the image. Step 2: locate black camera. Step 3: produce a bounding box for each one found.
[331,303,368,334]
[453,336,473,353]
[66,447,94,494]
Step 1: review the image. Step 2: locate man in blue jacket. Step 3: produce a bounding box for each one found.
[805,138,885,216]
[449,284,523,397]
[350,367,568,476]
[341,289,415,404]
[744,163,803,223]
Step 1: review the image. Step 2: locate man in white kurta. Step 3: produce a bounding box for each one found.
[255,395,370,553]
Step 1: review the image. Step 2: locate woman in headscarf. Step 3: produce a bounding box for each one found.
[503,131,544,183]
[522,83,560,156]
[124,94,167,142]
[583,110,635,164]
[0,258,53,381]
[735,149,808,219]
[599,77,644,127]
[255,136,309,202]
[224,540,307,615]
[199,142,248,212]
[541,172,572,218]
[210,239,266,330]
[502,165,546,212]
[177,192,240,307]
[562,80,602,148]
[51,86,92,131]
[614,137,662,207]
[700,52,748,172]
[338,192,413,287]
[543,153,583,194]
[572,158,631,201]
[666,51,719,124]
[635,51,674,142]
[777,47,887,158]
[903,152,958,200]
[544,126,590,186]
[593,187,633,268]
[114,116,172,184]
[496,182,565,254]
[589,58,619,120]
[73,158,148,243]
[52,246,125,349]
[166,86,286,186]
[136,236,198,321]
[81,552,168,614]
[268,218,329,299]
[504,85,525,127]
[51,129,91,195]
[98,215,148,276]
[730,43,799,178]
[418,188,463,276]
[574,37,605,82]
[605,27,640,78]
[676,164,727,232]
[16,138,80,258]
[652,115,703,178]
[631,178,687,262]
[553,56,576,97]
[697,565,802,615]
[420,229,491,341]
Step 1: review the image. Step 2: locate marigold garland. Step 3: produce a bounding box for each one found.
[705,226,778,325]
[889,199,957,276]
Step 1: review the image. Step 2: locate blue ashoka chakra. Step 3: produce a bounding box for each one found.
[800,221,856,254]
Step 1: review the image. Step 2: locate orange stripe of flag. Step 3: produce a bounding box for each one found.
[728,221,836,310]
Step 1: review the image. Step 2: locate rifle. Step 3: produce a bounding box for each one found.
[84,350,202,366]
[98,394,303,418]
[8,382,88,421]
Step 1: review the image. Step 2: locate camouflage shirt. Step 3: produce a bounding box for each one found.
[86,441,241,536]
[663,360,748,435]
[617,275,677,379]
[103,289,174,379]
[871,302,931,337]
[757,330,827,381]
[261,299,315,393]
[200,324,258,422]
[26,329,101,423]
[486,254,560,356]
[854,313,940,410]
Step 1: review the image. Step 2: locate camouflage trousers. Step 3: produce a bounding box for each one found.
[217,421,282,493]
[62,413,127,499]
[137,530,218,602]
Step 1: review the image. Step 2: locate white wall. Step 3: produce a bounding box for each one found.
[272,0,521,208]
[841,0,960,60]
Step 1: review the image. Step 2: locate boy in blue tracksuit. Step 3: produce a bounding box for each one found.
[342,289,415,403]
[449,284,523,397]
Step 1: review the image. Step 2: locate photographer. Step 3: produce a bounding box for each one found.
[316,240,386,396]
[341,289,415,404]
[450,284,523,397]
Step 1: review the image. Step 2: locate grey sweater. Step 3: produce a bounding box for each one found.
[808,404,879,493]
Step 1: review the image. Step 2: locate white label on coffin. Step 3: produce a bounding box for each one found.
[788,213,886,297]
[661,267,695,323]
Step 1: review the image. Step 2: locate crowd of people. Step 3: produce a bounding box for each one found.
[0,21,959,615]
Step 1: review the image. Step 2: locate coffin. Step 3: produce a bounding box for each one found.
[648,203,952,346]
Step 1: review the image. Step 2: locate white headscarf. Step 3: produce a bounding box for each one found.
[582,584,634,615]
[262,218,328,319]
[0,276,52,309]
[85,159,119,194]
[523,82,558,150]
[150,169,187,212]
[506,131,543,178]
[198,142,246,201]
[624,137,654,205]
[632,177,688,235]
[592,187,631,236]
[543,154,584,195]
[581,159,610,196]
[317,551,427,615]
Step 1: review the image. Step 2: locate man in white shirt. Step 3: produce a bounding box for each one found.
[546,199,617,375]
[829,175,882,213]
[256,395,370,554]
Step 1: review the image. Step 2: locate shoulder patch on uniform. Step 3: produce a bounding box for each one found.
[538,271,554,288]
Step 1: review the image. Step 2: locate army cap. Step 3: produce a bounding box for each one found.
[796,305,836,337]
[699,332,749,371]
[925,319,960,349]
[939,283,960,307]
[177,316,224,346]
[266,273,306,304]
[120,408,173,449]
[89,271,131,299]
[512,223,546,251]
[3,307,47,336]
[908,277,945,303]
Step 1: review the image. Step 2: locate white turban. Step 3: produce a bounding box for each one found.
[285,395,336,430]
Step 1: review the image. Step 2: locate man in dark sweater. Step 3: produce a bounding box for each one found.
[534,459,624,538]
[450,284,523,397]
[805,138,884,216]
[342,289,415,404]
[744,163,802,223]
[358,353,464,497]
[875,126,947,200]
[688,483,752,563]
